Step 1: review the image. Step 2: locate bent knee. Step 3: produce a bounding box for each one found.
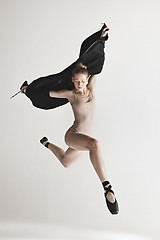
[63,163,70,168]
[61,158,70,168]
[89,138,99,150]
[62,159,71,168]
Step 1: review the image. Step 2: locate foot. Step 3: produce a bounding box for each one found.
[102,181,119,214]
[100,27,110,38]
[104,183,115,203]
[40,136,50,148]
[21,86,28,93]
[42,140,49,146]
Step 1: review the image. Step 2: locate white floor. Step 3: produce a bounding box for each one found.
[0,222,151,240]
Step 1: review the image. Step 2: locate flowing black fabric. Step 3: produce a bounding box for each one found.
[25,23,109,110]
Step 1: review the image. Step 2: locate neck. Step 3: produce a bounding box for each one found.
[76,87,88,95]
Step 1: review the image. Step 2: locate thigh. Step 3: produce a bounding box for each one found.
[64,129,95,151]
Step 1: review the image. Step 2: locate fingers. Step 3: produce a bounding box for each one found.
[104,27,110,31]
[100,26,110,38]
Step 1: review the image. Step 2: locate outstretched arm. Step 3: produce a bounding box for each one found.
[49,89,72,99]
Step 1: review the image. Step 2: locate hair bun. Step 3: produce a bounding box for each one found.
[77,63,87,69]
[72,62,88,77]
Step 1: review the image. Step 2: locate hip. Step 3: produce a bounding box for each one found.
[65,123,92,135]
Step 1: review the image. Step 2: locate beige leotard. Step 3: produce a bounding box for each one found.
[69,88,96,134]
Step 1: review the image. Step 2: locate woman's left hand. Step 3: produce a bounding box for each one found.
[100,27,110,38]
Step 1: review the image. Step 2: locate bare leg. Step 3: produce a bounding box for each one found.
[65,131,108,181]
[64,131,115,202]
[41,140,84,168]
[89,144,115,203]
[42,131,115,202]
[89,144,107,182]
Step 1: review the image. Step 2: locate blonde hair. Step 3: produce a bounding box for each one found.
[72,62,89,77]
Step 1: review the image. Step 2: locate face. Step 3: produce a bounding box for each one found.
[72,73,88,91]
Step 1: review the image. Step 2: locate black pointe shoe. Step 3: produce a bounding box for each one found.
[10,80,29,99]
[102,181,119,214]
[40,136,50,148]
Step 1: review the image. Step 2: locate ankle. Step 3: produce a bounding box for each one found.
[45,142,50,148]
[43,141,50,148]
[102,180,110,190]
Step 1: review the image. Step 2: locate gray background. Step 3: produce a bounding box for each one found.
[1,0,160,239]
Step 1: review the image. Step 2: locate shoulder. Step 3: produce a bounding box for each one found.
[64,89,74,101]
[64,89,73,96]
[67,89,75,105]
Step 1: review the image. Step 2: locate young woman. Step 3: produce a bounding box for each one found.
[20,26,119,214]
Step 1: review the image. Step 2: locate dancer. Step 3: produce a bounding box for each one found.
[13,24,119,214]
